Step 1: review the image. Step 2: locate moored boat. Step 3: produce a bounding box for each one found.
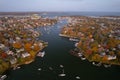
[58,73,66,77]
[92,62,102,67]
[69,38,79,42]
[58,69,66,77]
[75,76,81,79]
[13,66,21,70]
[81,56,86,60]
[37,51,45,57]
[104,64,111,68]
[0,75,7,80]
[38,68,42,71]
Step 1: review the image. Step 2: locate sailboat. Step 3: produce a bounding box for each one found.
[58,69,66,77]
[76,76,81,79]
[60,64,64,68]
[37,51,45,57]
[38,68,42,71]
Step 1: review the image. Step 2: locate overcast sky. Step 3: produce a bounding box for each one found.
[0,0,120,12]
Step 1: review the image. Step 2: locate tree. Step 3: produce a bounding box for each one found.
[91,46,98,53]
[102,55,108,62]
[13,42,22,49]
[92,54,101,61]
[33,44,40,51]
[24,42,32,52]
[85,49,92,56]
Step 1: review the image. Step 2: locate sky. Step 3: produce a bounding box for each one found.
[0,0,120,12]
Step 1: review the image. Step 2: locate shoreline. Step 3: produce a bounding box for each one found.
[70,43,120,66]
[62,33,120,66]
[59,16,120,66]
[0,15,54,74]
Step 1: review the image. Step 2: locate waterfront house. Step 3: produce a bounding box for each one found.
[0,44,5,49]
[107,55,116,60]
[22,52,30,58]
[10,58,17,65]
[6,50,14,55]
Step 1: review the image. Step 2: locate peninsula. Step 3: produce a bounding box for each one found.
[0,14,57,74]
[60,16,120,66]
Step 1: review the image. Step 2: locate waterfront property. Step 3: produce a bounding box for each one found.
[60,16,120,66]
[0,14,57,74]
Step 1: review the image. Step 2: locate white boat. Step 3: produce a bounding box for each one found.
[81,56,86,60]
[16,66,20,69]
[60,65,64,68]
[37,51,45,57]
[13,66,21,70]
[69,38,79,42]
[96,62,102,66]
[92,62,102,67]
[38,68,42,71]
[104,64,111,68]
[78,53,83,57]
[49,67,53,70]
[92,62,95,65]
[0,75,7,80]
[58,69,66,77]
[75,43,78,47]
[58,73,66,77]
[76,76,80,79]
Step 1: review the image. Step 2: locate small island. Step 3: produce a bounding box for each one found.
[0,14,57,74]
[60,16,120,66]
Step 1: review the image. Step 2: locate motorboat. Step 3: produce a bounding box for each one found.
[13,66,21,70]
[78,53,83,57]
[92,62,102,67]
[60,65,64,68]
[58,73,66,77]
[76,76,80,79]
[0,75,7,80]
[37,51,45,57]
[104,64,111,68]
[38,68,42,71]
[81,56,86,60]
[58,69,66,77]
[49,67,53,70]
[69,38,79,42]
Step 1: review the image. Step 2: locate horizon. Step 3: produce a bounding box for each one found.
[0,11,120,13]
[0,0,120,12]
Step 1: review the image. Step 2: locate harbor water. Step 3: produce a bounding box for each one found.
[5,12,120,80]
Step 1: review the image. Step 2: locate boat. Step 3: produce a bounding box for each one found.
[81,56,86,60]
[60,65,64,68]
[0,75,7,80]
[49,67,53,70]
[69,38,79,42]
[92,62,95,65]
[75,43,78,47]
[13,66,21,70]
[92,62,102,67]
[104,64,111,68]
[96,62,102,66]
[78,53,83,57]
[58,73,66,77]
[58,69,66,77]
[38,68,42,71]
[16,66,20,69]
[75,76,80,79]
[37,51,45,57]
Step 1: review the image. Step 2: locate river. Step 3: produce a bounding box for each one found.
[5,13,120,80]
